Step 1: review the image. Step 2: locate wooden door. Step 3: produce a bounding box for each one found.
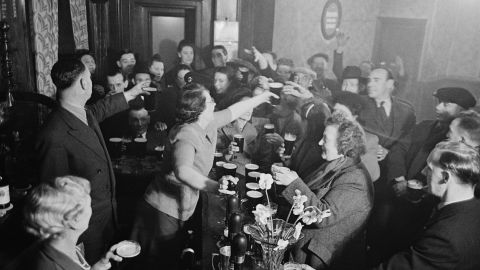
[372,17,426,99]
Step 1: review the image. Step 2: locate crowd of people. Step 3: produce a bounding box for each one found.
[4,32,480,270]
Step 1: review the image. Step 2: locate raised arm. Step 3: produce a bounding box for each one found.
[88,82,150,123]
[214,91,278,128]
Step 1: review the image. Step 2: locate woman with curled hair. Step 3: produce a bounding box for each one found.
[213,65,250,110]
[274,117,374,270]
[6,176,123,270]
[131,83,277,269]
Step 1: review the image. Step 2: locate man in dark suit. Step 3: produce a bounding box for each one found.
[374,141,480,270]
[35,59,149,264]
[359,67,416,262]
[383,87,476,259]
[127,104,165,152]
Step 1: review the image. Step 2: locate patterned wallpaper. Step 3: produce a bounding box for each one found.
[69,0,89,50]
[32,0,58,98]
[272,0,380,79]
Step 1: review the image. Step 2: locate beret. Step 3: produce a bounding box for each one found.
[433,87,476,109]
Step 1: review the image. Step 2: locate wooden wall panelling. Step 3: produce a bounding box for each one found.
[87,1,109,80]
[1,0,35,93]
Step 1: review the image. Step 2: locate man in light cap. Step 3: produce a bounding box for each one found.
[382,87,477,262]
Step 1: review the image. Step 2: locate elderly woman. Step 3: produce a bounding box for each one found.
[131,83,276,269]
[6,176,122,270]
[275,117,374,270]
[331,91,381,181]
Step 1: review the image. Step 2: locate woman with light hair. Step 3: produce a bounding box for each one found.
[5,176,123,270]
[275,117,374,269]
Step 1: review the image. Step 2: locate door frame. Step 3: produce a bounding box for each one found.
[116,0,212,61]
[372,17,427,81]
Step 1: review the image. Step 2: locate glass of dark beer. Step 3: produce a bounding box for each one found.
[233,134,245,153]
[223,163,237,177]
[108,138,122,159]
[283,133,297,156]
[407,179,424,203]
[264,123,275,134]
[245,164,259,179]
[268,82,284,105]
[133,138,147,157]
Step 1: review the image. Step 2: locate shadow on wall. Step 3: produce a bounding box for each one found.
[158,39,179,72]
[412,77,480,122]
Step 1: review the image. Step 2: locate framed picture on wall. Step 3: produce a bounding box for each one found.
[321,0,342,40]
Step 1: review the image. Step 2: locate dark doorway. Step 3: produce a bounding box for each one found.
[372,17,427,99]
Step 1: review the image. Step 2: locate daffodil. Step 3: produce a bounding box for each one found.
[259,173,274,190]
[292,190,308,215]
[301,209,319,225]
[252,204,272,226]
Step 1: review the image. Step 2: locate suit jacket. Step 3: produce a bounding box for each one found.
[359,96,416,180]
[375,199,480,270]
[35,94,128,225]
[402,120,448,181]
[282,157,374,269]
[4,241,84,270]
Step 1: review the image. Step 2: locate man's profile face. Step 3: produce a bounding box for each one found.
[117,53,136,75]
[435,100,463,122]
[425,163,447,198]
[107,73,127,94]
[211,48,227,67]
[129,109,150,135]
[367,69,391,99]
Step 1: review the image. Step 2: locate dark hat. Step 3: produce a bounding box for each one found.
[342,66,361,80]
[433,87,476,109]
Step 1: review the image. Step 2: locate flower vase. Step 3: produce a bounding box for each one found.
[260,241,288,270]
[246,219,303,270]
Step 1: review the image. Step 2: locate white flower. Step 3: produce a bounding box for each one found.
[252,204,271,226]
[301,209,319,225]
[274,239,289,251]
[292,190,308,215]
[292,204,304,215]
[293,223,303,240]
[259,173,274,190]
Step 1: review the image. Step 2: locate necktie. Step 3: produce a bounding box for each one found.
[378,101,388,123]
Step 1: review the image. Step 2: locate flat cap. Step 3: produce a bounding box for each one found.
[433,87,476,109]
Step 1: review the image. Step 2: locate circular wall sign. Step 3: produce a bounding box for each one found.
[321,0,342,40]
